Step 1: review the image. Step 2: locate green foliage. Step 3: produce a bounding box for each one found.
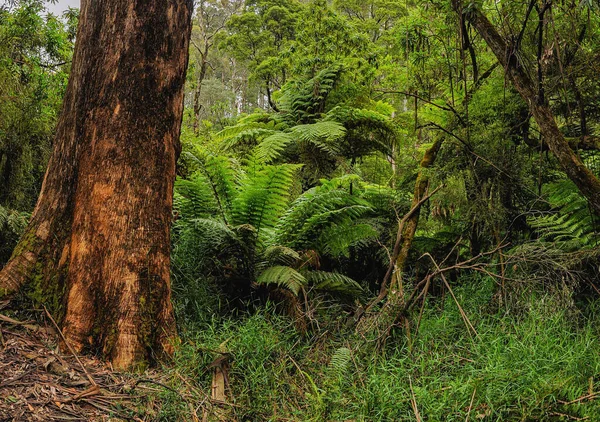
[160,279,600,421]
[0,205,29,264]
[256,265,306,295]
[275,176,378,256]
[232,162,300,235]
[173,153,376,300]
[0,0,74,211]
[528,180,598,249]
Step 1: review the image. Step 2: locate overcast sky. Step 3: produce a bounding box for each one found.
[45,0,79,15]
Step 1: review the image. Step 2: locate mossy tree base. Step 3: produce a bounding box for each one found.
[0,0,193,370]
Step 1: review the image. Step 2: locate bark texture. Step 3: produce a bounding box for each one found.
[454,1,600,215]
[0,0,193,370]
[355,138,442,337]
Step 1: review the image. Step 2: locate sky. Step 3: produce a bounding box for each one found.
[45,0,79,15]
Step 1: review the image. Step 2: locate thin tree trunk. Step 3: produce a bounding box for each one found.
[0,0,193,370]
[192,45,210,135]
[388,138,443,295]
[356,137,442,336]
[455,1,600,215]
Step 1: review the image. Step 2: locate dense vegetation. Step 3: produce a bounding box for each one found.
[2,0,600,419]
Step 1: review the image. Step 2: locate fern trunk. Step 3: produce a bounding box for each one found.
[0,0,193,370]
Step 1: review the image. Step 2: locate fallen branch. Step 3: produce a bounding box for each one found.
[44,306,97,387]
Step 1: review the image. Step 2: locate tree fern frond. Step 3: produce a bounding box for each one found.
[319,223,378,258]
[305,271,363,295]
[279,65,343,123]
[220,128,277,152]
[253,132,295,163]
[202,155,239,220]
[174,173,218,221]
[263,245,301,266]
[275,183,373,250]
[233,164,301,235]
[527,180,598,250]
[290,121,345,155]
[256,265,307,295]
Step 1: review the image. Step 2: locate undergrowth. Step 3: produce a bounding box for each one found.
[161,276,600,421]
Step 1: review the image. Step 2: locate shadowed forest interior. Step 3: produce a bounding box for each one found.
[2,0,600,420]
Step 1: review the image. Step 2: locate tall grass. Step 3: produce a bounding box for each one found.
[161,276,600,421]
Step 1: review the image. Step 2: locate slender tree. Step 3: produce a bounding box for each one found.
[452,0,600,215]
[0,0,193,370]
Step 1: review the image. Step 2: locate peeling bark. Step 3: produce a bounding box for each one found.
[0,0,193,370]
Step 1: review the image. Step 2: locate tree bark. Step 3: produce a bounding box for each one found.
[454,1,600,215]
[0,0,193,370]
[192,44,209,135]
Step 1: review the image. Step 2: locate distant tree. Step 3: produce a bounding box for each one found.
[0,0,193,370]
[189,0,243,134]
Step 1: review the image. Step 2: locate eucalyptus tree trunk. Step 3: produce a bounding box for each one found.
[454,1,600,215]
[0,0,193,370]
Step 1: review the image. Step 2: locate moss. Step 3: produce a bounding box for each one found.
[9,228,38,260]
[23,258,67,320]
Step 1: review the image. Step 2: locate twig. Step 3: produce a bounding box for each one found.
[465,387,477,422]
[408,375,422,422]
[0,313,41,331]
[559,392,600,406]
[423,254,479,339]
[43,306,97,387]
[361,184,444,316]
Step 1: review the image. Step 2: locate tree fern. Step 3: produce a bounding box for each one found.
[279,65,343,123]
[319,223,378,258]
[275,181,374,254]
[252,120,345,164]
[253,132,295,163]
[174,173,217,221]
[232,163,301,235]
[324,105,397,158]
[202,154,239,221]
[256,265,307,295]
[305,271,363,295]
[290,121,345,155]
[527,180,598,249]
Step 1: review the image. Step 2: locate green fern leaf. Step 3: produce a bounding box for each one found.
[256,265,307,295]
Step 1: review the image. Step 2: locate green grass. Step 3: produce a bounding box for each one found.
[161,277,600,421]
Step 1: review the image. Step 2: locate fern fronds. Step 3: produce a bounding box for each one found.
[174,173,218,221]
[253,132,295,163]
[291,121,345,155]
[279,65,343,123]
[232,163,302,235]
[262,245,301,266]
[319,223,378,258]
[305,271,363,295]
[527,180,598,249]
[256,265,307,295]
[275,186,373,251]
[327,347,352,379]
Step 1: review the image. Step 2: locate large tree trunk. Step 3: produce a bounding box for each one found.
[0,0,193,370]
[454,1,600,215]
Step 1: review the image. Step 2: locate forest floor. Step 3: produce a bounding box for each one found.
[0,301,210,422]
